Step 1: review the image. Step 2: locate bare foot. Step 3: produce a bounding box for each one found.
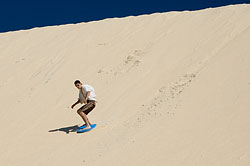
[79,124,86,127]
[85,125,91,130]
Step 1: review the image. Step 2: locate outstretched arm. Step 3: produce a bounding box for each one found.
[71,99,81,109]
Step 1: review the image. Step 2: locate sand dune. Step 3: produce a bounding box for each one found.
[0,4,250,166]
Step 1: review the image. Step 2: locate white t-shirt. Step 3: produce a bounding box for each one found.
[79,84,96,103]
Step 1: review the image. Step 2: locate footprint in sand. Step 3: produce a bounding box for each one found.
[98,43,108,46]
[97,49,144,75]
[134,73,197,125]
[170,73,196,98]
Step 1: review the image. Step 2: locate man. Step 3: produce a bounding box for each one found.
[71,80,96,130]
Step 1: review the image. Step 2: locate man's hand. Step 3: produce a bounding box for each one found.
[71,99,80,109]
[83,99,87,104]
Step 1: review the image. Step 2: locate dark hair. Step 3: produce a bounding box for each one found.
[74,80,81,85]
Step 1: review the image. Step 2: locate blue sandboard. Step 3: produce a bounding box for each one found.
[79,123,95,129]
[79,124,87,129]
[77,124,96,133]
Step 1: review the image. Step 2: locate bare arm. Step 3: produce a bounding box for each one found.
[84,91,90,104]
[71,99,81,109]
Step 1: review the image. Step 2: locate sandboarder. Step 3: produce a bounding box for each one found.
[71,80,97,131]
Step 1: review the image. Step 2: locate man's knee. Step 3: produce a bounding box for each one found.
[77,109,82,114]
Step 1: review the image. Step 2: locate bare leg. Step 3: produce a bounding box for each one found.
[77,109,91,129]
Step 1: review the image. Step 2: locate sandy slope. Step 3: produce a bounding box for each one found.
[0,4,250,166]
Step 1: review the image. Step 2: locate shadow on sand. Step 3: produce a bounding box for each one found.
[48,125,79,134]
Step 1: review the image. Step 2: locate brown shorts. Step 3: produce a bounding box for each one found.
[79,100,96,115]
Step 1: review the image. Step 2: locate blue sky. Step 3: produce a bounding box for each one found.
[0,0,249,33]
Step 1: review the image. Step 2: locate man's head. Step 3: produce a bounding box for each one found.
[74,80,82,89]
